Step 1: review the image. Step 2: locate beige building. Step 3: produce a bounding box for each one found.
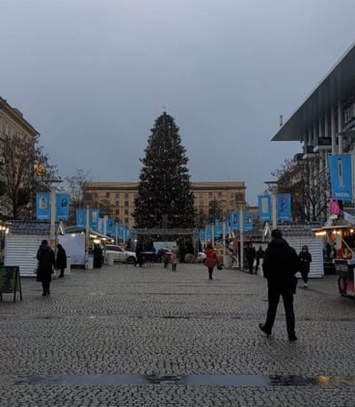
[84,181,246,228]
[0,97,39,217]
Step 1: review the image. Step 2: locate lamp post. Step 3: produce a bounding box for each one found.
[265,181,278,230]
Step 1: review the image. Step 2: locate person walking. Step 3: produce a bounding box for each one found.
[204,243,219,280]
[255,245,264,274]
[299,245,312,288]
[36,240,55,296]
[171,245,179,271]
[56,243,67,278]
[245,243,256,274]
[135,242,144,267]
[259,229,299,341]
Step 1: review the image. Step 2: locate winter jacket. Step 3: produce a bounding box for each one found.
[204,248,218,268]
[36,243,55,282]
[56,245,67,269]
[298,251,312,273]
[262,237,299,288]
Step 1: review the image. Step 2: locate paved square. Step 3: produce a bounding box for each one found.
[0,263,355,406]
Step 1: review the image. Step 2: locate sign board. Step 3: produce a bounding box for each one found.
[0,266,22,302]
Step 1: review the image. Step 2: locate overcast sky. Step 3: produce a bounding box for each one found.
[1,0,355,205]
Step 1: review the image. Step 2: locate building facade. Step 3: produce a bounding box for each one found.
[84,181,246,228]
[0,97,39,217]
[272,43,355,219]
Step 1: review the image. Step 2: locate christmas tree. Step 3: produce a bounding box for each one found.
[133,112,196,229]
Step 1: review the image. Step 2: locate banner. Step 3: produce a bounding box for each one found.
[56,194,70,220]
[199,229,205,242]
[328,154,352,200]
[229,211,239,230]
[90,209,100,229]
[277,194,291,221]
[205,225,212,241]
[36,193,50,220]
[107,218,115,235]
[76,209,86,228]
[258,195,271,221]
[214,219,223,238]
[118,225,125,239]
[244,211,253,231]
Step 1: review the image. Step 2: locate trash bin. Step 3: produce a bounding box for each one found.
[86,255,94,270]
[65,256,71,275]
[107,254,114,266]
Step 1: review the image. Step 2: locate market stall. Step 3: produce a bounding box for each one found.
[313,223,355,299]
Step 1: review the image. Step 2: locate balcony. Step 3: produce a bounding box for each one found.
[313,137,332,153]
[303,145,319,159]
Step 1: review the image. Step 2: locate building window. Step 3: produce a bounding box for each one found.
[218,192,222,198]
[124,209,129,215]
[106,192,110,198]
[124,201,129,206]
[115,193,119,198]
[208,192,213,198]
[124,217,129,224]
[115,201,119,206]
[115,209,120,215]
[125,193,129,199]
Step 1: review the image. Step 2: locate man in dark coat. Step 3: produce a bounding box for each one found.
[259,229,299,341]
[56,243,67,278]
[36,240,55,296]
[245,243,256,274]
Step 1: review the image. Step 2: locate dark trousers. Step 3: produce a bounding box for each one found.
[59,268,64,277]
[247,258,254,274]
[208,267,214,280]
[264,284,295,336]
[255,259,260,273]
[300,270,308,284]
[42,281,50,295]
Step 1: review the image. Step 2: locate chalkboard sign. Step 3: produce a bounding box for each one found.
[0,266,22,302]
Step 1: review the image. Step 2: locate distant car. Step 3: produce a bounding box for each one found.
[197,252,206,263]
[105,245,137,264]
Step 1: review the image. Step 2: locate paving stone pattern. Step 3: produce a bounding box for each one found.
[0,263,355,406]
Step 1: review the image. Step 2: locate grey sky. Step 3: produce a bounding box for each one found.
[1,0,354,205]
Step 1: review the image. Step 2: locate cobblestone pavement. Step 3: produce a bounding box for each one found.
[1,262,355,406]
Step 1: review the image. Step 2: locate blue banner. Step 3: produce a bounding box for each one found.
[328,154,353,200]
[199,229,205,241]
[56,194,70,220]
[244,211,253,231]
[258,195,271,221]
[107,218,115,235]
[118,225,125,239]
[36,193,50,220]
[205,225,212,241]
[76,209,86,228]
[277,194,292,221]
[214,219,223,238]
[90,209,100,229]
[229,211,239,230]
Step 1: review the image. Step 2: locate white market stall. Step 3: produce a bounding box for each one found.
[5,220,64,277]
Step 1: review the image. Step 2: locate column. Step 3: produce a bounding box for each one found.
[331,106,336,154]
[338,101,343,154]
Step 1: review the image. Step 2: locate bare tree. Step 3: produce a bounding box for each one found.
[272,156,330,222]
[64,169,92,224]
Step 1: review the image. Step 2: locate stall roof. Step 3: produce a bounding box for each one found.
[65,226,114,242]
[8,220,64,235]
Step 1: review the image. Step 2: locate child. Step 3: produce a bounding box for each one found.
[162,253,169,269]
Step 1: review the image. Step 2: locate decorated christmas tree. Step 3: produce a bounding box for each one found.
[133,112,196,229]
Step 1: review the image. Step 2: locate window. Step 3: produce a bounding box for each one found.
[115,209,120,215]
[106,192,110,198]
[115,193,120,198]
[124,201,129,206]
[115,201,119,206]
[218,192,222,198]
[124,209,129,215]
[124,217,129,224]
[208,192,213,198]
[125,193,129,199]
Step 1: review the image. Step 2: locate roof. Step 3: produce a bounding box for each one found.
[272,43,355,141]
[8,220,63,236]
[65,225,114,242]
[277,222,322,237]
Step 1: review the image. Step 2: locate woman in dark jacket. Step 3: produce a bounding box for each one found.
[298,245,312,288]
[36,240,55,296]
[56,244,67,278]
